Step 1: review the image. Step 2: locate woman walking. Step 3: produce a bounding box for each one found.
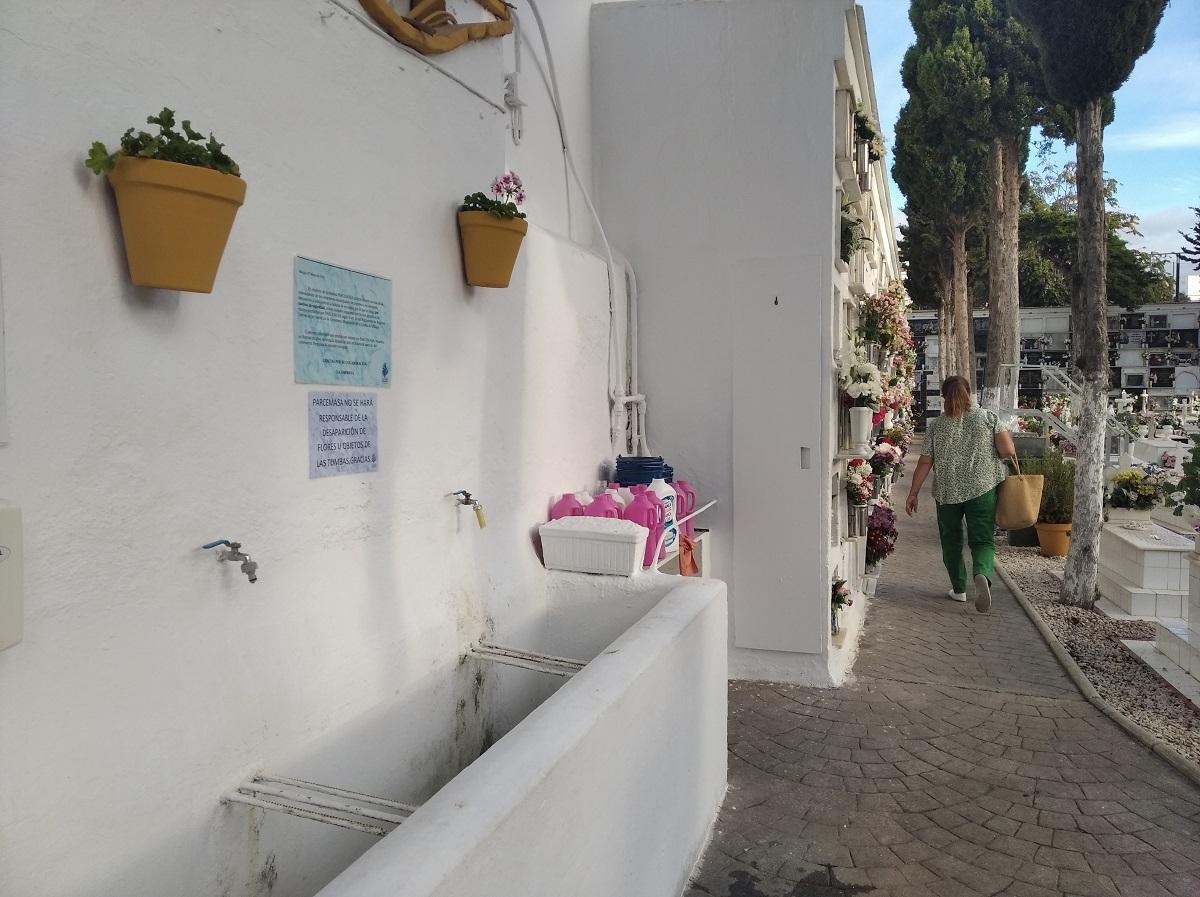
[904,375,1016,612]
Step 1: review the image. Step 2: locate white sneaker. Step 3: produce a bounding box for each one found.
[947,590,967,603]
[974,574,992,613]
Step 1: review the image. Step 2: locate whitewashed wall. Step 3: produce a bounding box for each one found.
[592,0,861,684]
[0,2,616,896]
[313,579,728,897]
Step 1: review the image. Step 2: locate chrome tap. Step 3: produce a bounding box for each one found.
[452,491,487,529]
[202,539,259,583]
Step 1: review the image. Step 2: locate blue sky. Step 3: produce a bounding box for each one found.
[859,0,1200,272]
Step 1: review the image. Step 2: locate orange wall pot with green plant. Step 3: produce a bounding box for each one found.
[87,108,245,293]
[457,211,528,288]
[109,157,246,293]
[457,171,528,288]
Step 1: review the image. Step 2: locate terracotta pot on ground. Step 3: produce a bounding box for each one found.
[1035,522,1072,557]
[457,211,528,288]
[108,156,246,292]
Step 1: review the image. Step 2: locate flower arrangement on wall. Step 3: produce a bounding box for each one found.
[883,426,913,458]
[857,283,913,355]
[832,578,853,610]
[840,349,884,411]
[853,102,886,163]
[869,440,902,479]
[1106,465,1181,511]
[831,577,854,635]
[865,500,899,569]
[845,459,874,505]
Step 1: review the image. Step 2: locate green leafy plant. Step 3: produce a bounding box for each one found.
[840,204,869,263]
[460,171,527,220]
[1025,449,1075,524]
[854,103,886,162]
[84,108,240,177]
[1172,433,1200,516]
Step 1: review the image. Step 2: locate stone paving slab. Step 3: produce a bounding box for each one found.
[690,453,1200,897]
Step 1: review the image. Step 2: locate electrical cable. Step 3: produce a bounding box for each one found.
[519,0,650,456]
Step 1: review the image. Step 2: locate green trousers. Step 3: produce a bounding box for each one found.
[935,487,997,594]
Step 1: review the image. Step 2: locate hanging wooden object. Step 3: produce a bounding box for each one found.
[359,0,513,55]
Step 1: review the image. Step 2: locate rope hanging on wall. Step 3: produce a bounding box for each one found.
[358,0,513,55]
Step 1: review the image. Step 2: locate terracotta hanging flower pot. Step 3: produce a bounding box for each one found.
[457,211,528,288]
[109,157,246,292]
[86,108,245,293]
[457,171,528,289]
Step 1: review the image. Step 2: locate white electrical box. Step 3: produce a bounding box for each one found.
[0,500,22,651]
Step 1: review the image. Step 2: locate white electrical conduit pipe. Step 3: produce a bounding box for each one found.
[518,0,650,459]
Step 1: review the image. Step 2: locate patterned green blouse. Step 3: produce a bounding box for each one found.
[924,408,1008,505]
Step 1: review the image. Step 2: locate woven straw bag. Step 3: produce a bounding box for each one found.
[996,457,1044,530]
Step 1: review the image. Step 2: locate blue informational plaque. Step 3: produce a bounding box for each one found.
[294,257,392,388]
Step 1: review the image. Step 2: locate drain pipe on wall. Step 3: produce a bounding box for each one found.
[518,0,650,459]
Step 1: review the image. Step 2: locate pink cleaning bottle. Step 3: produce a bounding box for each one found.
[674,480,696,538]
[549,493,585,521]
[585,493,621,519]
[622,491,664,567]
[639,490,669,560]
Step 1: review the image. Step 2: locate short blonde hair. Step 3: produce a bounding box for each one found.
[942,376,972,417]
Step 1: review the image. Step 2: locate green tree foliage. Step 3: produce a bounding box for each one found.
[1026,156,1140,233]
[897,209,944,311]
[1180,205,1200,267]
[893,6,990,382]
[908,0,1049,142]
[1014,199,1174,307]
[1008,0,1168,107]
[1010,0,1168,609]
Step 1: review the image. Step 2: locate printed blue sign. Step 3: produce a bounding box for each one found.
[294,257,392,388]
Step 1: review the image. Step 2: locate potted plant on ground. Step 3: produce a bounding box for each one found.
[1105,464,1179,524]
[831,578,853,635]
[1034,449,1075,557]
[85,108,245,293]
[458,172,528,288]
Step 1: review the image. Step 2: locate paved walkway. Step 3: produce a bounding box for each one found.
[689,457,1200,897]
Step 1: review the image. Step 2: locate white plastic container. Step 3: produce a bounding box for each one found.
[648,477,678,552]
[539,516,649,576]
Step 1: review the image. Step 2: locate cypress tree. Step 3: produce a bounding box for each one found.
[1009,0,1169,608]
[893,21,989,387]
